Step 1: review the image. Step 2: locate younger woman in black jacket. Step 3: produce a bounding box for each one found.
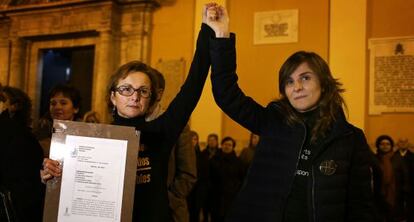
[204,5,374,222]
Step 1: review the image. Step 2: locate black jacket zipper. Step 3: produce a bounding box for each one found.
[282,121,307,219]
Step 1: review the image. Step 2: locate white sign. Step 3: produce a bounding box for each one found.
[368,36,414,114]
[254,9,298,45]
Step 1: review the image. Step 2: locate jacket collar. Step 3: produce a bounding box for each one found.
[112,112,146,128]
[311,110,354,160]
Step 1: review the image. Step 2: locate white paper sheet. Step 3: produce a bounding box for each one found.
[57,135,128,222]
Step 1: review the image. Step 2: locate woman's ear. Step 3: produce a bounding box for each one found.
[110,91,116,107]
[156,88,164,102]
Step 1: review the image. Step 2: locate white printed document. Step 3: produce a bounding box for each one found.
[57,135,127,222]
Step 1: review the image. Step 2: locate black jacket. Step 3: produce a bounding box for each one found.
[0,111,44,222]
[372,152,410,221]
[209,150,245,220]
[113,23,213,222]
[209,34,374,222]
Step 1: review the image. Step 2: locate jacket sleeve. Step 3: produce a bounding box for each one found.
[148,23,214,144]
[210,34,266,134]
[0,114,45,221]
[346,129,375,222]
[167,125,197,222]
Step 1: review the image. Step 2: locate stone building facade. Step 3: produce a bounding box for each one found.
[0,0,160,121]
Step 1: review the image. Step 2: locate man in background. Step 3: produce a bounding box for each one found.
[145,68,197,222]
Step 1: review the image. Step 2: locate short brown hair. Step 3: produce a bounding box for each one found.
[107,61,159,112]
[1,86,33,126]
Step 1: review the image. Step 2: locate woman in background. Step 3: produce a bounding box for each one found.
[188,130,204,222]
[33,83,81,157]
[372,135,410,222]
[83,110,101,123]
[0,86,44,222]
[209,136,245,222]
[239,133,259,171]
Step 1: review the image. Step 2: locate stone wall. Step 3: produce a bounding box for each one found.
[0,0,159,121]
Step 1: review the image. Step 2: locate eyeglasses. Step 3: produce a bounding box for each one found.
[114,86,152,98]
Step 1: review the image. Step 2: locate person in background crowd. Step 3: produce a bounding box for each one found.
[372,135,410,222]
[205,4,374,221]
[202,134,220,159]
[82,110,101,123]
[239,133,259,172]
[209,136,245,222]
[0,86,44,222]
[200,133,219,222]
[395,138,414,222]
[188,130,205,222]
[33,83,82,157]
[145,68,197,222]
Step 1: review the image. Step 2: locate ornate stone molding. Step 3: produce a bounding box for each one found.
[0,0,161,122]
[0,0,160,12]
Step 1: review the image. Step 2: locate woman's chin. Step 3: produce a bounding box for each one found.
[119,111,143,119]
[52,114,70,120]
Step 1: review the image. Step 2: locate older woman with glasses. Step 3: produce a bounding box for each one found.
[41,4,218,221]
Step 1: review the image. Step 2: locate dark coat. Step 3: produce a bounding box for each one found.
[187,144,206,222]
[372,152,410,221]
[209,34,374,222]
[0,111,44,222]
[402,151,414,222]
[167,125,197,222]
[239,146,255,172]
[209,150,245,220]
[199,147,217,196]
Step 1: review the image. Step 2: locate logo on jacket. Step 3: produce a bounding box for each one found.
[319,160,337,176]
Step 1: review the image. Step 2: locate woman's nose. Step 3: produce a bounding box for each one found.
[130,91,141,101]
[293,81,303,91]
[52,104,61,109]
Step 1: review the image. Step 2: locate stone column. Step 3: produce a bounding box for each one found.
[329,0,367,130]
[94,30,118,123]
[8,37,26,89]
[120,3,156,64]
[0,39,9,85]
[139,6,154,63]
[0,19,10,85]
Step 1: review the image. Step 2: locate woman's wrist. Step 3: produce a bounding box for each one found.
[215,31,230,38]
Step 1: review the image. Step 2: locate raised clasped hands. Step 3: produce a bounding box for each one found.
[203,2,230,38]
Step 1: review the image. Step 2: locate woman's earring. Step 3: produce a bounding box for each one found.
[112,106,116,115]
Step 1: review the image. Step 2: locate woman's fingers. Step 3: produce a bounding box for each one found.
[203,2,219,22]
[43,158,62,177]
[41,158,62,185]
[203,4,230,38]
[40,169,53,184]
[218,5,228,20]
[207,4,221,21]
